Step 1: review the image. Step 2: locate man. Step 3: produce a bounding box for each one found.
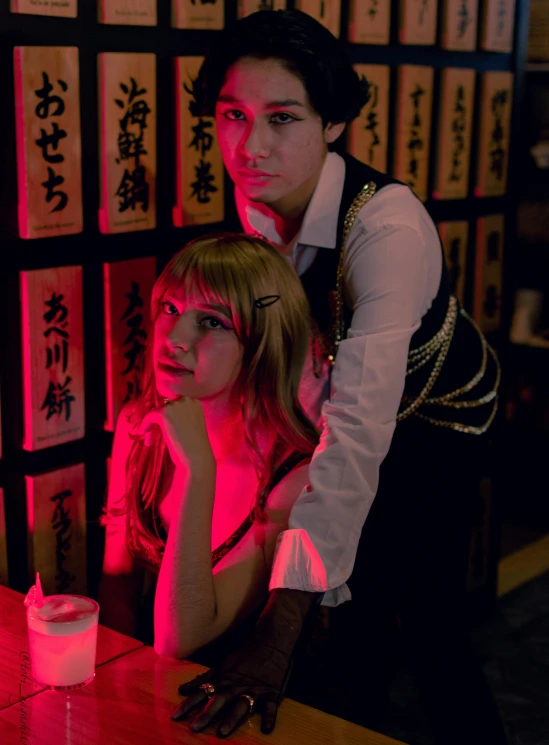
[171,10,506,744]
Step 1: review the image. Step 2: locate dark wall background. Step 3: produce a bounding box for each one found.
[0,0,531,609]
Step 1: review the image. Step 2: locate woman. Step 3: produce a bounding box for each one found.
[99,233,317,669]
[174,9,508,745]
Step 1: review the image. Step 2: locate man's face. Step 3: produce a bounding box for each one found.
[215,57,342,216]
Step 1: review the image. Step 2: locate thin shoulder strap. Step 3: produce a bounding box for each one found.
[211,451,310,569]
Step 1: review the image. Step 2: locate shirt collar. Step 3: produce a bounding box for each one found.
[235,151,345,250]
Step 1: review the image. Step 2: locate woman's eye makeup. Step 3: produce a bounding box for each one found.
[160,300,179,316]
[197,315,232,331]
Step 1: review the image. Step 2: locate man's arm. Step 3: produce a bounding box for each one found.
[270,203,441,601]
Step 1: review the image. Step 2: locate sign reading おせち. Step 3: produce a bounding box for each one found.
[475,72,513,198]
[98,0,157,25]
[11,0,77,17]
[438,220,469,305]
[394,65,434,202]
[433,67,476,200]
[348,65,390,173]
[238,0,287,18]
[20,266,85,452]
[103,257,156,432]
[26,464,87,596]
[295,0,341,37]
[474,215,504,333]
[174,57,224,227]
[99,53,156,234]
[172,0,224,29]
[14,46,83,239]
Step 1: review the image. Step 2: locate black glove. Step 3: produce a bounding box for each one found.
[171,588,320,737]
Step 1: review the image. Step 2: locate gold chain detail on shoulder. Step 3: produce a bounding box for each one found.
[328,182,499,435]
[329,181,377,364]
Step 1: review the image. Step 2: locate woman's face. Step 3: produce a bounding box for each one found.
[215,57,344,216]
[153,287,243,403]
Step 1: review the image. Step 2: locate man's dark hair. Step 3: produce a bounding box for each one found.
[187,10,370,126]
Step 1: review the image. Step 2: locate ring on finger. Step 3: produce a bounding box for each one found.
[199,683,216,698]
[240,694,255,715]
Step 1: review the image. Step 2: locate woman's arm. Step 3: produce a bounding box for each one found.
[153,457,310,660]
[99,405,144,637]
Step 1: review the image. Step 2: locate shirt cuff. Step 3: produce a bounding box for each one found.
[269,528,352,607]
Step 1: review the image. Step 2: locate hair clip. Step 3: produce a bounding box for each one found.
[254,295,280,309]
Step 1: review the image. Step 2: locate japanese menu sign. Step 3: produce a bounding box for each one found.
[433,67,476,200]
[438,220,469,304]
[172,0,224,29]
[20,266,85,452]
[349,0,391,44]
[295,0,341,38]
[11,0,77,17]
[474,214,504,333]
[98,53,157,233]
[348,65,390,173]
[399,0,438,44]
[480,0,516,52]
[475,71,513,197]
[441,0,479,50]
[26,464,87,596]
[103,257,156,432]
[174,57,224,226]
[99,0,157,25]
[394,65,434,202]
[14,46,83,240]
[0,489,7,588]
[238,0,287,16]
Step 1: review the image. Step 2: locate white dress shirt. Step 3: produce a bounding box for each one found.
[236,152,442,606]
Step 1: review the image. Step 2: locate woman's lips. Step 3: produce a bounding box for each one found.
[157,362,193,377]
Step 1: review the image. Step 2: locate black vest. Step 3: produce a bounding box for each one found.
[299,154,498,431]
[229,154,498,431]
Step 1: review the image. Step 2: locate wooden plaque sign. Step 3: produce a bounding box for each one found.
[295,0,341,38]
[238,0,287,17]
[26,464,87,596]
[11,0,77,17]
[441,0,479,50]
[172,0,224,29]
[349,0,391,44]
[99,0,157,25]
[474,214,504,333]
[433,67,476,200]
[348,65,390,173]
[174,57,225,227]
[104,257,156,432]
[475,72,513,198]
[394,65,434,202]
[98,53,156,234]
[14,47,83,240]
[0,488,8,587]
[438,221,469,304]
[399,0,438,44]
[480,0,516,52]
[20,266,85,452]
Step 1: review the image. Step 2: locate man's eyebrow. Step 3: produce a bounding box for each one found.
[217,95,305,108]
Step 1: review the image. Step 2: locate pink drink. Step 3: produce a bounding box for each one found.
[26,594,99,691]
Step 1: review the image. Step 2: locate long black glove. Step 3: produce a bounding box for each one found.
[171,588,320,738]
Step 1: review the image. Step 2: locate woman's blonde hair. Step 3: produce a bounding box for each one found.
[104,233,318,569]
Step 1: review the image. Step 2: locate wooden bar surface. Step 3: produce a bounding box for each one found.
[0,586,143,710]
[0,644,406,744]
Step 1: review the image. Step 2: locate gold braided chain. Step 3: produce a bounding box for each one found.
[331,183,500,435]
